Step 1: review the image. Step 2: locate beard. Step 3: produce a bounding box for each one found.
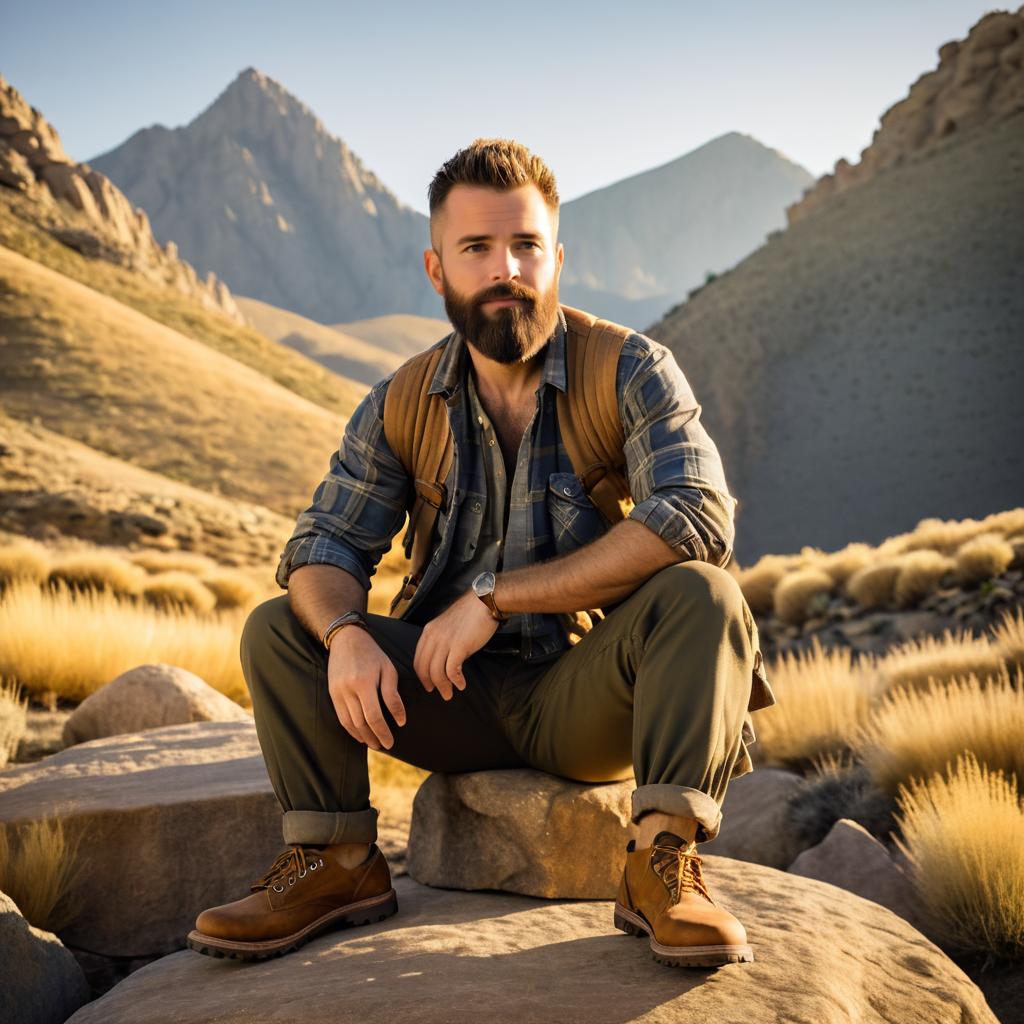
[441,273,561,365]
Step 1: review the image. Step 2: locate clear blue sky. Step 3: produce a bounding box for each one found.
[1,0,1000,214]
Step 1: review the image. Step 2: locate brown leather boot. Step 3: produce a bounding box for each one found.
[613,830,753,967]
[187,842,397,961]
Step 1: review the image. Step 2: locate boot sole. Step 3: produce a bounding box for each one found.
[186,888,399,962]
[613,903,754,967]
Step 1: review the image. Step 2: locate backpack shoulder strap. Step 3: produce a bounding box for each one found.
[382,338,455,616]
[556,304,636,526]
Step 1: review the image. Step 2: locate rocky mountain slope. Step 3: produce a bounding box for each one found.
[0,75,240,322]
[646,8,1024,563]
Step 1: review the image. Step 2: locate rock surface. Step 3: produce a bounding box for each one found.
[406,770,636,898]
[701,767,808,869]
[0,721,283,957]
[0,75,240,320]
[64,863,998,1024]
[788,818,930,934]
[62,663,251,746]
[0,890,90,1024]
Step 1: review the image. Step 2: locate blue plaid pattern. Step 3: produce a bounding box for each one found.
[276,306,738,661]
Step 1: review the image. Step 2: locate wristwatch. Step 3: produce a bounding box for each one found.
[321,610,370,650]
[472,570,509,621]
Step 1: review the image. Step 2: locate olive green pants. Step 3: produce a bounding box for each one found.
[241,561,761,846]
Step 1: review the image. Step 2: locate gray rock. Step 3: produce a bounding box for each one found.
[0,890,90,1024]
[788,818,929,934]
[64,864,997,1024]
[702,768,809,869]
[0,721,283,957]
[407,770,635,898]
[61,663,251,746]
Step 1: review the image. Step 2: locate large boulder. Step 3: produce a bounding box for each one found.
[61,663,250,746]
[788,818,930,934]
[0,721,282,958]
[64,864,997,1024]
[406,769,636,897]
[698,767,809,869]
[0,890,90,1024]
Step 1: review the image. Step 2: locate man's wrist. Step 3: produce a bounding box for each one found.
[321,610,370,650]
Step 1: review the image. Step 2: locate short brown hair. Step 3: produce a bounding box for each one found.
[428,138,559,245]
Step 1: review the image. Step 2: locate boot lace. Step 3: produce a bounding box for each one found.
[650,838,715,906]
[251,846,325,894]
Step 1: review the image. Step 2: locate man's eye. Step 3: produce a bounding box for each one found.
[519,241,540,249]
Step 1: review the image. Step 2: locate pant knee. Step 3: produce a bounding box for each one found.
[645,560,745,621]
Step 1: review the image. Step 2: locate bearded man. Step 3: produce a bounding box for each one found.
[188,138,775,969]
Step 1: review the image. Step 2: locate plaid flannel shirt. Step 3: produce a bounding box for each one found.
[276,306,739,662]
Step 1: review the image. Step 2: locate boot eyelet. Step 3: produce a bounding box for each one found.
[309,862,317,871]
[288,876,295,885]
[298,868,306,878]
[272,883,284,892]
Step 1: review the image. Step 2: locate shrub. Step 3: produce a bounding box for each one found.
[0,677,28,767]
[750,638,876,768]
[853,668,1024,797]
[200,569,260,610]
[130,549,217,575]
[738,554,797,616]
[0,817,84,933]
[48,552,147,597]
[893,751,1024,959]
[893,549,955,607]
[817,542,874,587]
[873,627,1008,695]
[142,571,217,613]
[773,568,834,624]
[846,559,902,607]
[991,605,1024,672]
[955,532,1015,586]
[0,540,50,587]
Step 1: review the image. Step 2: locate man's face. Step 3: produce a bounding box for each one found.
[424,184,564,365]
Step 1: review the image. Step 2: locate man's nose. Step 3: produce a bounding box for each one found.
[489,247,521,282]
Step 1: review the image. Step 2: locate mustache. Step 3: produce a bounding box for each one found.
[475,282,537,304]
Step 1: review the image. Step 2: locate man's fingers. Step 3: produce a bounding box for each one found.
[342,691,381,750]
[379,662,406,727]
[413,636,435,693]
[446,653,467,692]
[357,683,394,750]
[429,647,453,700]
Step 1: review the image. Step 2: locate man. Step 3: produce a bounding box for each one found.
[188,138,775,969]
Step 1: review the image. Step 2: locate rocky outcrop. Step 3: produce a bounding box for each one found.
[63,866,998,1024]
[787,8,1024,225]
[407,770,636,898]
[61,664,250,746]
[788,818,929,934]
[0,722,282,958]
[89,67,438,323]
[0,890,90,1024]
[0,74,242,322]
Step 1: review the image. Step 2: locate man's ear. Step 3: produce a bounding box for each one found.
[424,247,444,296]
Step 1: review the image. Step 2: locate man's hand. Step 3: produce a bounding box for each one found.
[413,589,500,699]
[327,626,405,751]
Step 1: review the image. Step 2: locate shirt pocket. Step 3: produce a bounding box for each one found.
[546,471,605,551]
[452,489,486,561]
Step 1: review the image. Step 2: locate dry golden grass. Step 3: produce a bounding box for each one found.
[955,532,1016,586]
[0,817,84,933]
[893,549,955,607]
[750,638,878,767]
[142,571,218,614]
[738,554,799,615]
[773,568,834,624]
[873,627,1009,695]
[893,751,1024,959]
[47,550,148,597]
[817,542,875,587]
[992,605,1024,669]
[130,550,218,576]
[368,749,430,790]
[846,559,903,608]
[0,677,28,767]
[0,539,50,586]
[853,668,1024,797]
[0,579,248,704]
[200,569,261,610]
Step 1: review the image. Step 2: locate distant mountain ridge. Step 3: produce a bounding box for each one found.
[90,68,439,323]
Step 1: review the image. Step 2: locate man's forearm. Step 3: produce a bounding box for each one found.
[287,563,369,643]
[492,519,683,615]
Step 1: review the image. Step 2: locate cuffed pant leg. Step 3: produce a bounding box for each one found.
[240,595,379,844]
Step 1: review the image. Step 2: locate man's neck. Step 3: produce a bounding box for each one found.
[465,338,547,407]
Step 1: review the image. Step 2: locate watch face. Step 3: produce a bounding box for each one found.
[473,571,495,597]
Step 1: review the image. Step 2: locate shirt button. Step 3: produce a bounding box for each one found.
[563,486,573,496]
[472,501,483,512]
[488,438,496,447]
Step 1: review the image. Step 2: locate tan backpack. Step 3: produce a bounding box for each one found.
[382,304,636,629]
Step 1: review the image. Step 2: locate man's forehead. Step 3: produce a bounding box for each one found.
[438,184,555,237]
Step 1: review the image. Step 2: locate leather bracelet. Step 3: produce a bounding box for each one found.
[321,611,370,650]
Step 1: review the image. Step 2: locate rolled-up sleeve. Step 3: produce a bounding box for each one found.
[275,375,410,591]
[620,334,737,566]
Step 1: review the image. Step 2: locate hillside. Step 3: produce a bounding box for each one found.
[645,13,1024,564]
[90,68,440,323]
[331,313,453,360]
[558,132,814,326]
[0,245,348,518]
